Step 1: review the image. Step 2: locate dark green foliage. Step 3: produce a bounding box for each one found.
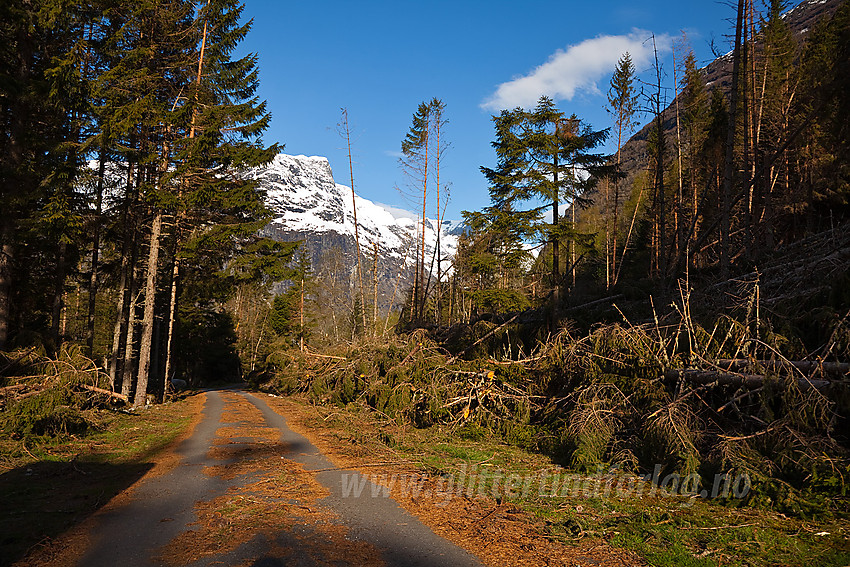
[269,294,292,337]
[472,96,610,316]
[175,304,241,385]
[0,0,282,410]
[0,345,112,437]
[467,289,530,314]
[798,0,850,213]
[2,389,88,437]
[607,53,639,137]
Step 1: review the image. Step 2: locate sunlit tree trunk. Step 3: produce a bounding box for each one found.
[721,0,745,280]
[134,211,163,408]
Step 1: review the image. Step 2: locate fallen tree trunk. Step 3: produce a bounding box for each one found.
[80,384,129,403]
[564,294,624,313]
[714,359,850,376]
[303,349,347,361]
[664,369,832,390]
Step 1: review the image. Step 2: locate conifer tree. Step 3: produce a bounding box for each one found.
[756,0,796,246]
[456,204,534,316]
[481,96,608,303]
[399,102,431,322]
[428,98,449,324]
[681,52,709,217]
[0,0,90,350]
[606,53,639,286]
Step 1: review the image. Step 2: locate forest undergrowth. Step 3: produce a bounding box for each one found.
[0,345,125,439]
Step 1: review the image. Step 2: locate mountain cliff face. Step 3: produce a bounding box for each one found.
[247,153,461,309]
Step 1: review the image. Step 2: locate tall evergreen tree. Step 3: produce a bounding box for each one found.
[399,101,431,323]
[606,53,639,286]
[481,96,609,303]
[0,0,115,352]
[676,49,709,271]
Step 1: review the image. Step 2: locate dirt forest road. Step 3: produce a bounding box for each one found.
[77,389,483,567]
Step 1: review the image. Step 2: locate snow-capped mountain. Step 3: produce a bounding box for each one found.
[246,153,462,307]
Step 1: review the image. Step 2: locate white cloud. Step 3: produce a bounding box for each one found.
[481,30,671,111]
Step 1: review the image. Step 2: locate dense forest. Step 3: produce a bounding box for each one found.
[2,0,850,523]
[0,0,296,408]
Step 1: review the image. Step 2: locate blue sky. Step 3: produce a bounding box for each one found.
[236,1,771,221]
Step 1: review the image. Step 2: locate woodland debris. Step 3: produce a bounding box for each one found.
[303,349,347,361]
[564,294,625,312]
[664,369,832,389]
[0,347,38,376]
[714,359,850,375]
[79,384,129,403]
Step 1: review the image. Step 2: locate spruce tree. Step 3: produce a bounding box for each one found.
[457,204,534,316]
[606,53,639,286]
[399,102,431,322]
[481,96,609,303]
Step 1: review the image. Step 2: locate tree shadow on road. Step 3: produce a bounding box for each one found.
[0,458,154,566]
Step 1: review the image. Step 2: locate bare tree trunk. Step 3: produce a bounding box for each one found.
[433,111,445,325]
[120,262,139,399]
[748,0,759,256]
[133,212,163,408]
[0,218,12,350]
[419,132,429,322]
[604,177,610,289]
[652,35,667,281]
[160,3,208,395]
[51,120,80,353]
[111,157,138,392]
[721,0,745,280]
[51,242,68,353]
[162,252,179,400]
[87,144,107,354]
[339,109,367,332]
[372,241,378,334]
[552,149,560,303]
[742,1,753,262]
[571,188,577,288]
[674,48,684,274]
[611,121,625,285]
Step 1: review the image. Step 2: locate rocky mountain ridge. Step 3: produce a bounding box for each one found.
[249,153,461,310]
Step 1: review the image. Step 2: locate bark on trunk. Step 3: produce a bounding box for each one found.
[133,212,163,408]
[50,241,68,353]
[110,160,137,391]
[161,254,179,401]
[87,144,107,353]
[120,265,139,399]
[0,219,12,350]
[721,0,746,280]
